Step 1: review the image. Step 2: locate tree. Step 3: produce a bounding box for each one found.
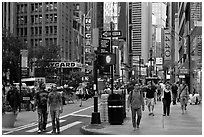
[28,43,60,77]
[2,28,26,84]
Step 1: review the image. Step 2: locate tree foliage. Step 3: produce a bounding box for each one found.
[2,28,26,84]
[29,43,60,77]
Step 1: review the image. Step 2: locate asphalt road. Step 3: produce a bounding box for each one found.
[2,99,95,135]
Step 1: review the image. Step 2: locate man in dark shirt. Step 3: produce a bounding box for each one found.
[6,84,20,114]
[171,82,178,105]
[146,81,157,116]
[34,83,49,134]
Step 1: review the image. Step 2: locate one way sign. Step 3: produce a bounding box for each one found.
[102,30,122,37]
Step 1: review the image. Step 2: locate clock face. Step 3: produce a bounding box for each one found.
[106,55,111,63]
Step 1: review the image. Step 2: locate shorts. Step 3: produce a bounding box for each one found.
[180,97,188,106]
[146,98,154,106]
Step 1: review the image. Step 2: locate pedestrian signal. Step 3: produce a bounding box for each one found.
[97,53,116,66]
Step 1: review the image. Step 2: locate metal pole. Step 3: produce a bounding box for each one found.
[110,21,114,94]
[19,53,22,112]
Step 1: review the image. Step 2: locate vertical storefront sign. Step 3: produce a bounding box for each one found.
[85,17,92,65]
[164,28,171,61]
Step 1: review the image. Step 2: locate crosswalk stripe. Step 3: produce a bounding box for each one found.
[26,120,66,133]
[71,114,92,118]
[46,121,82,133]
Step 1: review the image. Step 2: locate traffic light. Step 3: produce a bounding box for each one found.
[97,53,116,66]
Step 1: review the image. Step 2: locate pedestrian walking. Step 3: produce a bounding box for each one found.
[146,81,157,116]
[161,81,172,116]
[48,86,63,134]
[34,83,49,134]
[76,83,84,107]
[127,83,145,130]
[171,82,178,105]
[178,80,189,114]
[6,84,20,114]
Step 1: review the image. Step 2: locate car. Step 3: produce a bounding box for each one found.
[45,83,57,91]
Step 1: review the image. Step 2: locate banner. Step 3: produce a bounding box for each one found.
[20,50,28,68]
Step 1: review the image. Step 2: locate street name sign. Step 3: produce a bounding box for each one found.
[102,30,122,37]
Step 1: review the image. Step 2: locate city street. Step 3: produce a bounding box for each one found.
[2,98,95,135]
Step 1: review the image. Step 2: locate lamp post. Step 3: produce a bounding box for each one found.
[110,21,114,94]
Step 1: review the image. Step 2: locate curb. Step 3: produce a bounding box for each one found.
[80,124,112,135]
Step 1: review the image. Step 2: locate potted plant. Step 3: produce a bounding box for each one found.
[2,100,18,128]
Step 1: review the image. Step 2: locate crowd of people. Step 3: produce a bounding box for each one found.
[126,79,200,130]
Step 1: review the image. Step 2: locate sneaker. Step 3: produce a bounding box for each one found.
[148,113,152,116]
[51,131,56,134]
[137,125,140,128]
[42,129,46,132]
[163,114,166,116]
[37,130,42,134]
[57,131,60,134]
[133,127,137,131]
[151,113,154,116]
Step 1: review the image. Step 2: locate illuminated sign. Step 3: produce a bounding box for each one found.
[49,62,82,68]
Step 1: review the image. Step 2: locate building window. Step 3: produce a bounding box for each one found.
[24,28,27,36]
[54,2,57,11]
[35,3,38,12]
[50,14,53,23]
[50,3,54,11]
[45,26,49,35]
[31,15,34,24]
[35,27,38,35]
[39,27,42,35]
[39,3,42,12]
[31,4,34,12]
[39,39,42,46]
[31,39,34,47]
[54,26,57,34]
[46,14,49,23]
[54,14,57,22]
[54,38,57,45]
[46,2,49,11]
[24,16,27,24]
[35,39,38,47]
[35,15,38,24]
[39,15,42,24]
[31,27,34,36]
[50,26,53,34]
[45,38,49,46]
[21,28,24,36]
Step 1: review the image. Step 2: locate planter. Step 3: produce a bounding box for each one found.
[2,112,18,128]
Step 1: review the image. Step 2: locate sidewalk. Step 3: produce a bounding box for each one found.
[80,101,202,135]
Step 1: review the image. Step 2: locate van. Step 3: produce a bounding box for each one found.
[21,77,46,89]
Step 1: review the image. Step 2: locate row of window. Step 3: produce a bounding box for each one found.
[45,26,57,35]
[17,2,57,14]
[31,27,42,36]
[31,3,42,13]
[18,14,57,25]
[45,2,57,12]
[17,26,57,36]
[17,4,27,13]
[31,15,42,24]
[31,38,57,47]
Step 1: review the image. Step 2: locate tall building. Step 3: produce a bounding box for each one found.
[2,2,16,34]
[177,2,202,94]
[127,2,152,78]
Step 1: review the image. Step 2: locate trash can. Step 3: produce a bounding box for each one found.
[108,94,123,125]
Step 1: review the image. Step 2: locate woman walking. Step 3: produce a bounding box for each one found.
[161,81,172,116]
[178,80,189,114]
